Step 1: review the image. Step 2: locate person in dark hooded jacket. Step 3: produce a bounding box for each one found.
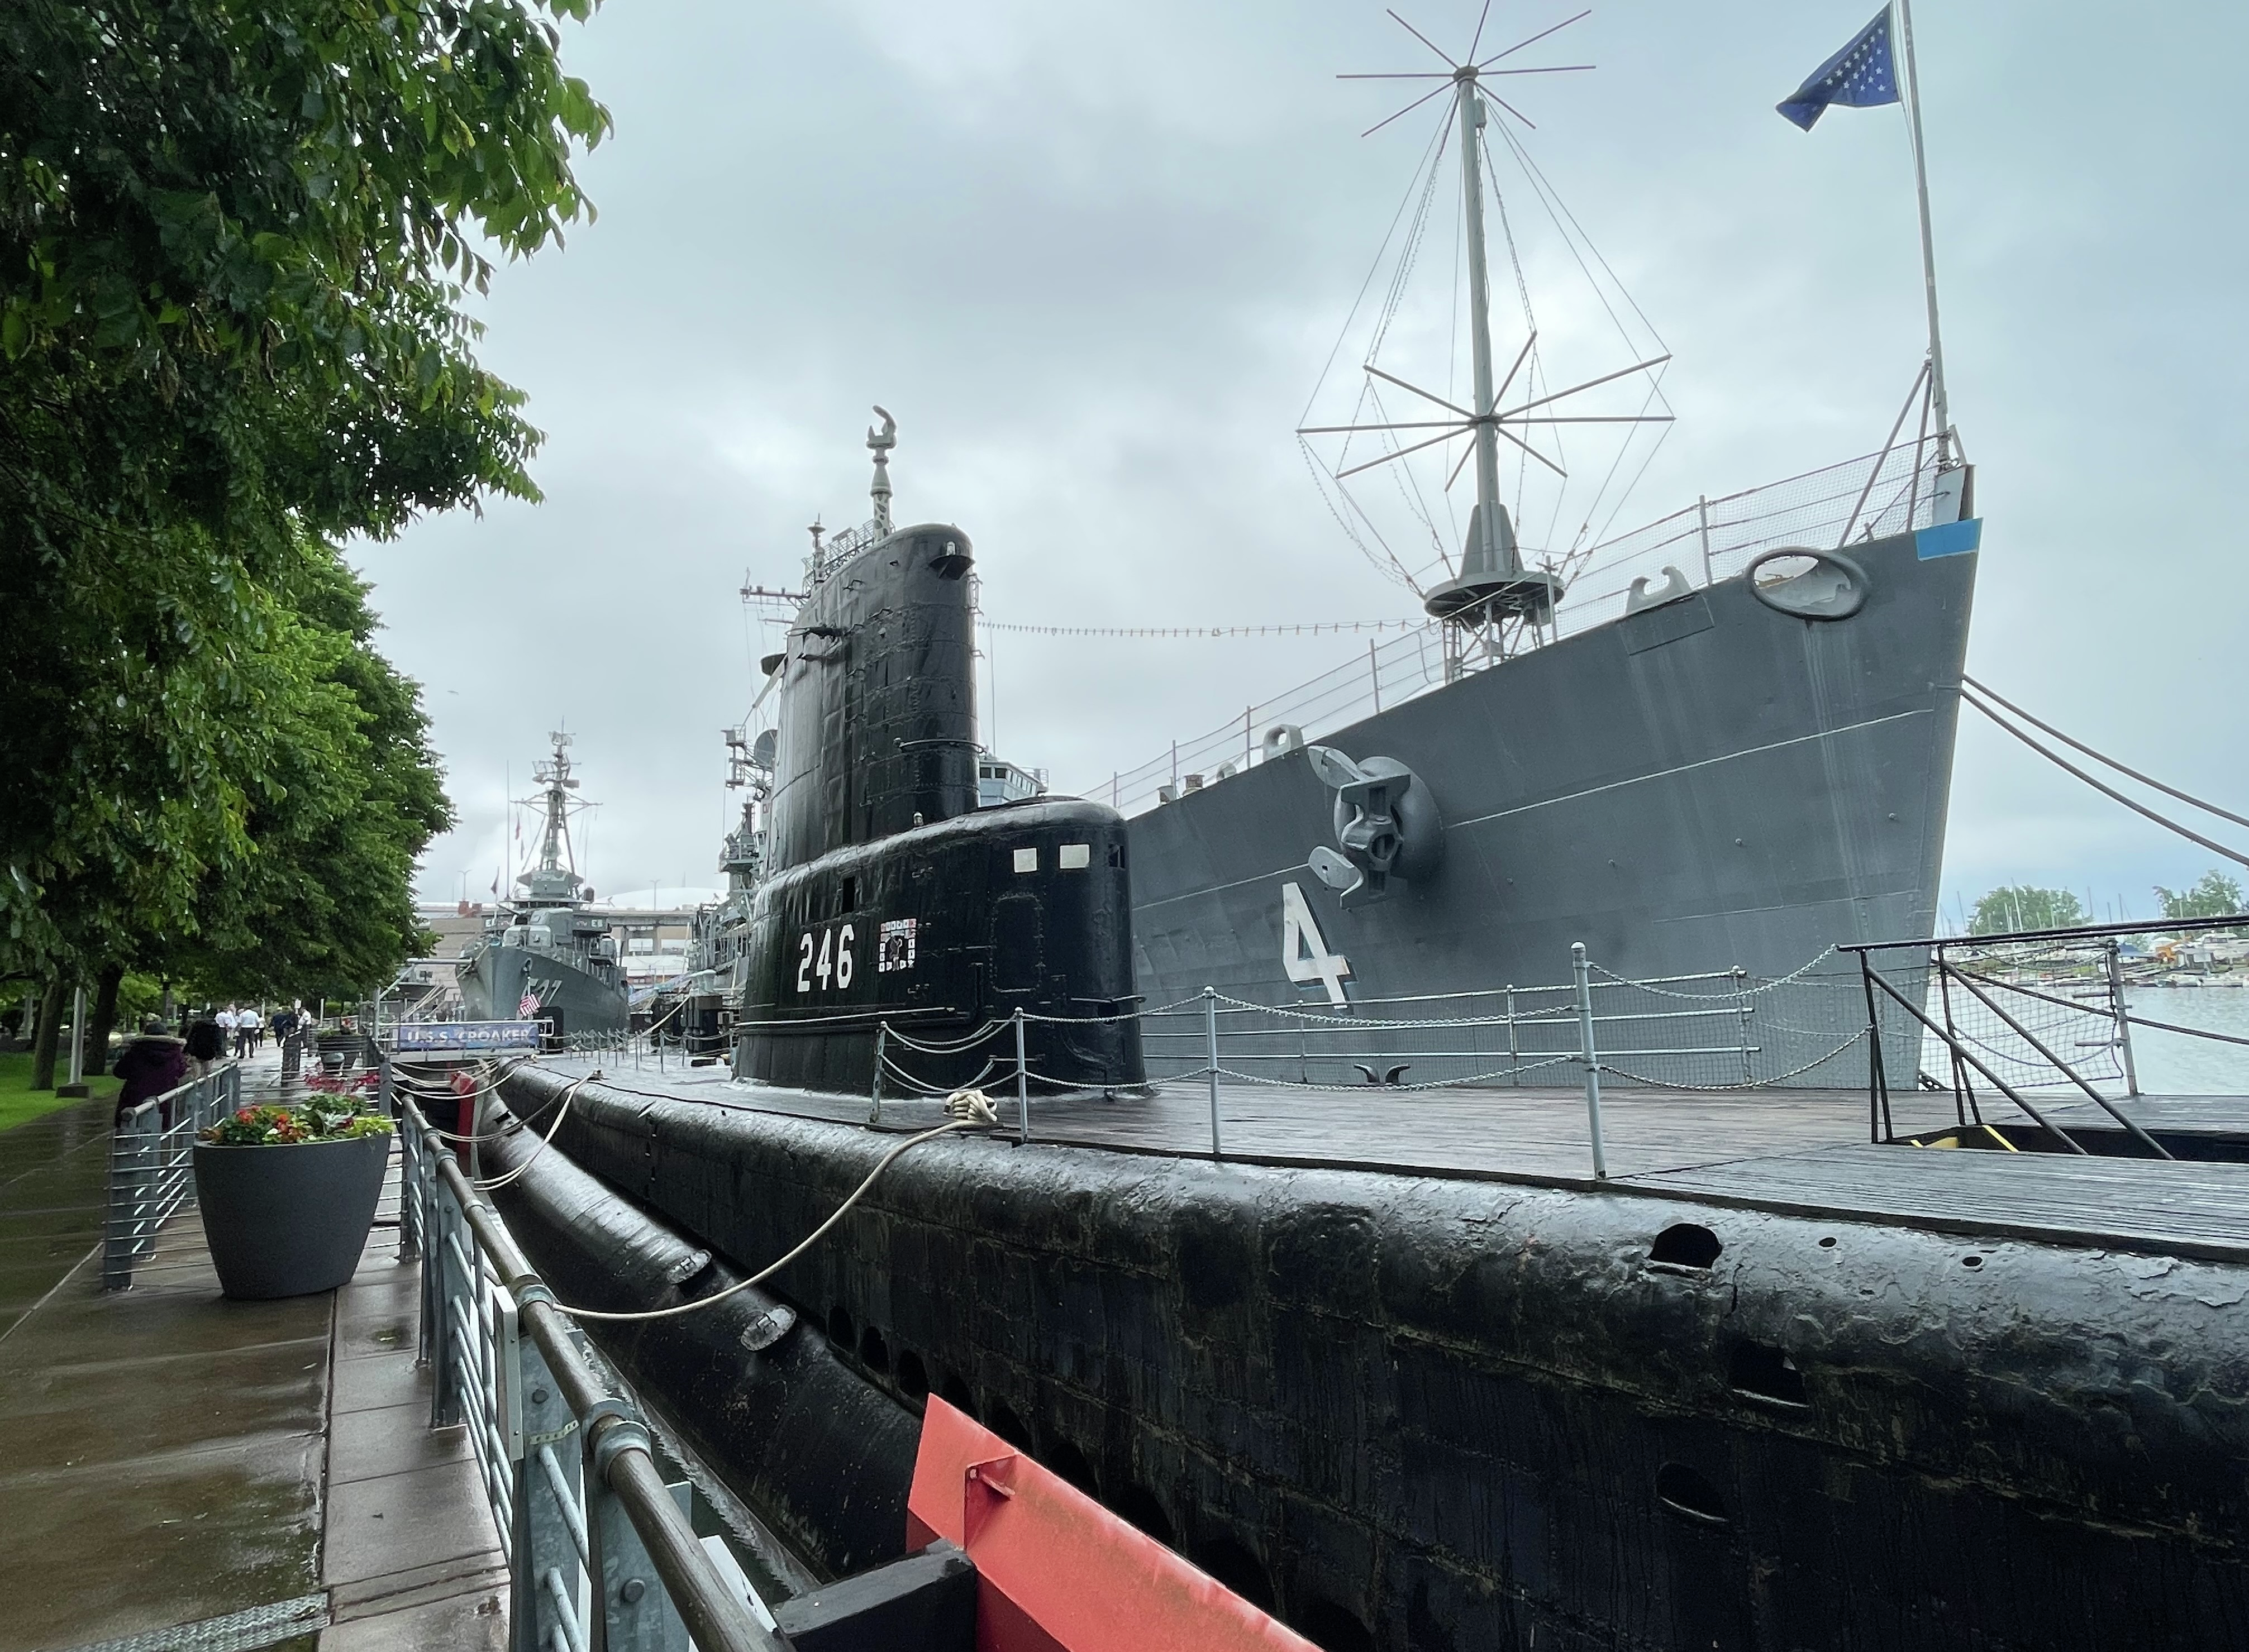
[183,1011,223,1076]
[113,1018,189,1125]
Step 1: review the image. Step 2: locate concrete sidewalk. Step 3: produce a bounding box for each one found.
[0,1058,505,1651]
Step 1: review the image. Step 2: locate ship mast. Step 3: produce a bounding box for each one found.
[1451,61,1525,601]
[532,732,578,875]
[1301,9,1672,636]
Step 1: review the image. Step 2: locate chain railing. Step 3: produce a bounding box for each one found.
[1094,439,1950,817]
[851,944,1870,1179]
[397,1094,783,1652]
[102,1062,242,1290]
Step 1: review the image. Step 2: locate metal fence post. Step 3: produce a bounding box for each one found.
[514,1333,585,1652]
[431,1176,466,1430]
[1732,966,1755,1085]
[588,1416,692,1652]
[1570,944,1608,1180]
[1013,1008,1030,1145]
[1504,985,1518,1085]
[2105,938,2141,1097]
[868,1023,887,1126]
[1203,987,1223,1159]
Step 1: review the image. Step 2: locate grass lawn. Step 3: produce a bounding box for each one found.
[0,1049,119,1133]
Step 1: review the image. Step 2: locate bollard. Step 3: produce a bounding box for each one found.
[1570,943,1609,1180]
[1203,987,1223,1159]
[1013,1008,1031,1145]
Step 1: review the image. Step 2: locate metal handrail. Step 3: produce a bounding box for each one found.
[103,1063,242,1290]
[397,1095,780,1652]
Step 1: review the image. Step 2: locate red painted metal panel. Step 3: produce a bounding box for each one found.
[908,1398,1318,1652]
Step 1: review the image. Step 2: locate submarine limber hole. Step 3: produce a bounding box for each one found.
[937,1371,977,1419]
[895,1349,929,1400]
[1042,1438,1099,1499]
[1654,1463,1731,1526]
[1296,1598,1377,1652]
[1109,1484,1175,1547]
[858,1325,890,1374]
[1818,1235,1838,1248]
[983,1401,1033,1450]
[1728,1341,1811,1409]
[1962,1253,1984,1269]
[826,1305,855,1350]
[1190,1535,1276,1613]
[1649,1223,1723,1269]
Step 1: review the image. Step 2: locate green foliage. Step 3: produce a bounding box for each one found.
[2154,871,2246,923]
[201,1100,392,1145]
[150,541,454,999]
[0,0,606,985]
[1967,885,2086,937]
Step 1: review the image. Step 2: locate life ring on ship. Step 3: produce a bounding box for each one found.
[1745,547,1867,621]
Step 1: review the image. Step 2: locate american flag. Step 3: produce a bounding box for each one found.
[519,990,542,1019]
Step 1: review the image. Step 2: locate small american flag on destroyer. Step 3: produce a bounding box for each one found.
[519,990,542,1019]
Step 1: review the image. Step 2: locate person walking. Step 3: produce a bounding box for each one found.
[273,1001,304,1079]
[217,1003,240,1058]
[112,1018,189,1126]
[241,1004,265,1053]
[183,1010,224,1079]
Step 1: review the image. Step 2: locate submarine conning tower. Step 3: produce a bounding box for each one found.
[737,411,1144,1095]
[764,515,979,867]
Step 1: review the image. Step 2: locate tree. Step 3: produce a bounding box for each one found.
[1967,885,2086,937]
[2155,871,2246,923]
[151,541,453,1001]
[0,0,606,992]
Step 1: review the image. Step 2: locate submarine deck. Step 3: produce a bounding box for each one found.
[546,1057,2249,1265]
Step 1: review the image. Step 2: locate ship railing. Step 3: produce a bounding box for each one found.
[1093,437,1950,820]
[101,1062,242,1290]
[395,1092,785,1652]
[865,944,1865,1178]
[1845,913,2249,1152]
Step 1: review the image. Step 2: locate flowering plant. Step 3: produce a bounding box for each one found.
[201,1103,394,1146]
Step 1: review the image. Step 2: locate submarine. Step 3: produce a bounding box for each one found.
[469,419,2249,1651]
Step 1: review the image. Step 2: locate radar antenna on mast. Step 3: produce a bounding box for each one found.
[1301,6,1673,631]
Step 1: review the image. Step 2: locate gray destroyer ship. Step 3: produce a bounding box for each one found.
[457,733,628,1040]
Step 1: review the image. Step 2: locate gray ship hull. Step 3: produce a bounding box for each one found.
[1127,523,1976,1083]
[459,943,627,1039]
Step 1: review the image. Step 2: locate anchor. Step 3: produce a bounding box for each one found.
[1304,746,1443,907]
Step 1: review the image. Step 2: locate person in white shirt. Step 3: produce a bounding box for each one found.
[241,1006,265,1053]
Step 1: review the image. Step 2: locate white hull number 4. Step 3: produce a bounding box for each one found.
[1281,881,1351,1006]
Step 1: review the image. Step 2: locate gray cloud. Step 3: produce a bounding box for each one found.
[371,0,2249,926]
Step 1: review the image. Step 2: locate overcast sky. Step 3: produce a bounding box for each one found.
[370,0,2249,928]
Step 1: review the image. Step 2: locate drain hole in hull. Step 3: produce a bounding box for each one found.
[1728,1341,1810,1408]
[895,1349,930,1401]
[1655,1463,1731,1526]
[1649,1223,1723,1269]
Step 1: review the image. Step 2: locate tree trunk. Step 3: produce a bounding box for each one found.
[87,963,125,1079]
[30,979,63,1091]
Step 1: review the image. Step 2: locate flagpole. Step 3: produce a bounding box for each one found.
[1894,0,1950,457]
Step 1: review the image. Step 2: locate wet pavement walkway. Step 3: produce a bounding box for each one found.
[0,1052,506,1652]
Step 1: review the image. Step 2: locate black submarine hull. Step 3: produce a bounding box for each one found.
[493,1062,2249,1651]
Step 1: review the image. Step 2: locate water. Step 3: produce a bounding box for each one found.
[2124,987,2249,1095]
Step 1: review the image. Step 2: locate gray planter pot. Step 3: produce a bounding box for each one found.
[193,1132,392,1299]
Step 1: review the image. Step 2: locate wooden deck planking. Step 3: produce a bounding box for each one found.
[549,1059,2249,1259]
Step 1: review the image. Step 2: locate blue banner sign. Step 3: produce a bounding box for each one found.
[390,1020,544,1052]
